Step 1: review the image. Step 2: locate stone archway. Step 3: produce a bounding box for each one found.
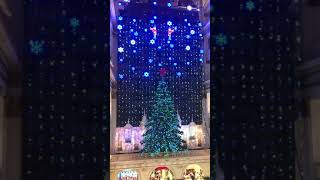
[183,164,204,180]
[149,166,174,180]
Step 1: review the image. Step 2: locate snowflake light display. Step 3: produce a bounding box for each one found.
[116,4,204,126]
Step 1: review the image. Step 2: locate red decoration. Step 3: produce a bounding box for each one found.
[168,28,174,36]
[159,68,167,77]
[150,27,157,38]
[155,166,169,171]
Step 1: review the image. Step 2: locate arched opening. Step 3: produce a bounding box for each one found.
[117,169,138,180]
[150,166,174,180]
[183,164,204,180]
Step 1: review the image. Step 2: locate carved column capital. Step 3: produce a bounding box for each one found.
[0,1,12,17]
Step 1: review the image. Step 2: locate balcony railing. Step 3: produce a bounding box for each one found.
[110,149,210,162]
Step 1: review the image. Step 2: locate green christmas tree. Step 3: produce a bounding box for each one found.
[141,79,185,156]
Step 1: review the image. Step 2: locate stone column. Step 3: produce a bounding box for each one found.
[0,92,5,180]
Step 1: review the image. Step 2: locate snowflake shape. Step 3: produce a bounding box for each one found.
[144,72,149,77]
[246,0,255,11]
[150,39,155,44]
[118,47,124,53]
[29,40,44,55]
[215,34,228,46]
[70,18,80,31]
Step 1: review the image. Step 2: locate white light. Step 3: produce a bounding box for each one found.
[150,39,155,44]
[117,25,123,30]
[187,5,192,11]
[130,40,136,45]
[167,21,172,26]
[190,30,195,35]
[186,46,191,50]
[118,47,124,53]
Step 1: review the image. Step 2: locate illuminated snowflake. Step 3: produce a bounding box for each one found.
[215,34,228,46]
[118,47,124,53]
[29,40,44,55]
[246,0,255,11]
[70,18,80,31]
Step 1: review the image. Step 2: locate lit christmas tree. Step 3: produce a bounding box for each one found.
[141,77,185,156]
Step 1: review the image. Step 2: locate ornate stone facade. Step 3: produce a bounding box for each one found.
[113,113,209,154]
[110,149,210,180]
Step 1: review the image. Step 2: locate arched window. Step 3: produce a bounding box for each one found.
[117,169,138,180]
[150,166,174,180]
[184,164,204,180]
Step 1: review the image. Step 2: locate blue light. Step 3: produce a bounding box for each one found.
[173,63,177,66]
[144,72,149,77]
[117,25,123,30]
[131,67,135,71]
[199,58,204,62]
[187,62,190,65]
[199,33,203,37]
[119,58,123,62]
[177,72,182,76]
[187,5,192,11]
[188,23,191,26]
[158,46,162,49]
[167,2,172,7]
[148,59,153,63]
[119,74,124,79]
[190,30,195,35]
[133,50,137,53]
[169,57,172,60]
[118,16,123,21]
[133,19,136,22]
[150,20,155,24]
[167,41,171,44]
[134,31,139,36]
[154,16,157,19]
[167,21,172,26]
[184,19,188,22]
[170,44,174,48]
[186,35,191,39]
[144,28,148,32]
[198,22,202,26]
[130,40,136,45]
[158,63,162,66]
[124,0,130,2]
[153,1,157,5]
[150,39,155,44]
[200,49,204,54]
[118,2,122,6]
[130,29,134,32]
[186,46,191,51]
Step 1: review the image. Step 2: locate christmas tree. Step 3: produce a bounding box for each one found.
[141,78,185,156]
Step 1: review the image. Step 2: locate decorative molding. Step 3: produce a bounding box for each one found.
[0,1,11,17]
[297,57,320,98]
[0,15,19,90]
